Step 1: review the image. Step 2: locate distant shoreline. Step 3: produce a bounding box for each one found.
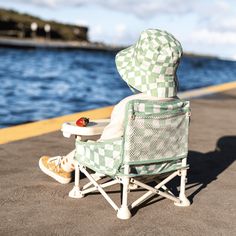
[0,37,124,52]
[0,37,221,59]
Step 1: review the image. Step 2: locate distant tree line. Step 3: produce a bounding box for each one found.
[0,8,88,41]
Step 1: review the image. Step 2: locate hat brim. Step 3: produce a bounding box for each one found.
[115,45,145,91]
[115,41,178,98]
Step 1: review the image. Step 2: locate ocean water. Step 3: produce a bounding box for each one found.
[0,48,236,128]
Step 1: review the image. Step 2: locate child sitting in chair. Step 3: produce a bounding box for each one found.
[39,28,183,184]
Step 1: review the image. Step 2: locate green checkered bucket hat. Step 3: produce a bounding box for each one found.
[115,29,183,98]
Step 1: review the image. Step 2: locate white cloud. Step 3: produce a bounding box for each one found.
[75,19,88,27]
[9,0,235,21]
[89,23,130,44]
[89,24,104,41]
[9,0,200,17]
[93,24,103,35]
[189,28,236,45]
[207,16,236,32]
[25,0,58,8]
[114,23,126,39]
[214,0,231,12]
[232,54,236,61]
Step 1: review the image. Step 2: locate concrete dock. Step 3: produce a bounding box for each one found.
[0,86,236,235]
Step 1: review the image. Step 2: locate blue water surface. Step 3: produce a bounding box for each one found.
[0,48,236,128]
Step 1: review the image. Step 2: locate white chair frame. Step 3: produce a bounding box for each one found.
[69,157,190,220]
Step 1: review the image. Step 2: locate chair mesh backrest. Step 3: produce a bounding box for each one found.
[123,99,190,165]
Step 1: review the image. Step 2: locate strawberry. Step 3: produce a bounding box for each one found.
[76,117,90,127]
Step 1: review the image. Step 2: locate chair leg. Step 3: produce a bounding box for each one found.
[117,176,132,220]
[174,168,190,207]
[69,163,84,199]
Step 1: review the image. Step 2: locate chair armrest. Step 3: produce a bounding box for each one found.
[61,119,110,138]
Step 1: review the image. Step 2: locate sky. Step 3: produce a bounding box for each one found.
[0,0,236,59]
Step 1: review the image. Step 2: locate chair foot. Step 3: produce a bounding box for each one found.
[117,206,132,220]
[69,186,84,199]
[174,196,190,207]
[129,183,139,190]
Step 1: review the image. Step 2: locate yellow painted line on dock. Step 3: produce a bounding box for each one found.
[0,106,113,145]
[1,81,236,145]
[179,81,236,99]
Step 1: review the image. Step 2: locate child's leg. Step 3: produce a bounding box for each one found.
[39,135,101,184]
[60,135,101,172]
[60,149,76,172]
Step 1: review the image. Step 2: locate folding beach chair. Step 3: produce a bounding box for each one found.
[69,99,191,219]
